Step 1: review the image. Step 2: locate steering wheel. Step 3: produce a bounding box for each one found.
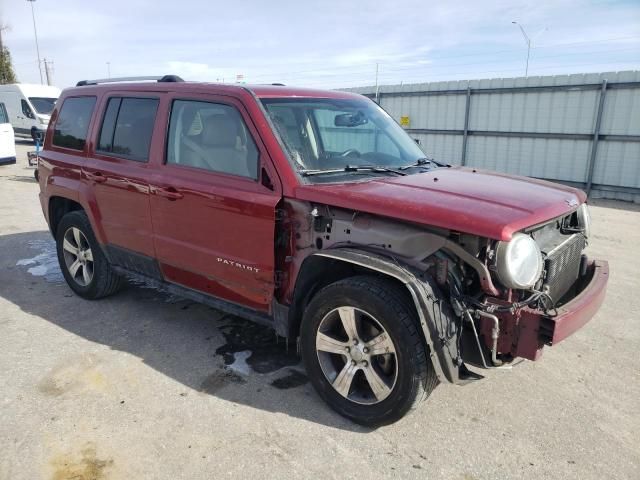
[340,149,361,158]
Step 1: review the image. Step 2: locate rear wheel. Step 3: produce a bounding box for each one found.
[300,275,438,426]
[56,210,123,299]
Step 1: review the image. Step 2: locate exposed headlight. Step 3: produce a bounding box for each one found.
[577,203,591,239]
[495,233,543,289]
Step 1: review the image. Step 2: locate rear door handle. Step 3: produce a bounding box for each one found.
[85,171,107,183]
[154,186,183,200]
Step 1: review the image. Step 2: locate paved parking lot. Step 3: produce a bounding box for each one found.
[1,141,639,480]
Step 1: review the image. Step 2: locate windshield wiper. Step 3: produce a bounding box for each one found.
[399,157,432,170]
[400,157,448,169]
[300,165,407,177]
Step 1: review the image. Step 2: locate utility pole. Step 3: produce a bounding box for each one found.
[26,0,44,84]
[43,58,53,85]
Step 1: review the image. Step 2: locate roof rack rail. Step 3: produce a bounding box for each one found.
[76,75,184,87]
[271,83,286,86]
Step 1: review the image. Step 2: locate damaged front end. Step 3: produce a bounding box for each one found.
[290,201,608,385]
[447,204,609,374]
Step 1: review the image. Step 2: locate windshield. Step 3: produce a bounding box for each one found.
[261,97,428,181]
[28,97,57,115]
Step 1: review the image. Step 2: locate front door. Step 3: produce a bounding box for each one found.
[149,94,281,312]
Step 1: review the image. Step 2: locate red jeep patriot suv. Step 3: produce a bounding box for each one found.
[37,75,609,425]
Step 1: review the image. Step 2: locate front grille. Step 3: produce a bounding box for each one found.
[543,234,585,303]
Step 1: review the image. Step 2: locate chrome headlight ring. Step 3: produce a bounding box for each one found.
[577,203,591,240]
[495,233,543,289]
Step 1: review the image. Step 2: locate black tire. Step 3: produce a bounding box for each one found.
[31,129,44,146]
[56,210,123,299]
[300,275,438,426]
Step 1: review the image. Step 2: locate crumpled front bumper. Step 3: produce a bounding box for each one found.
[484,259,609,361]
[539,260,609,345]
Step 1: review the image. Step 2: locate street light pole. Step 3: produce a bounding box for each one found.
[512,21,531,77]
[374,62,380,103]
[26,0,43,84]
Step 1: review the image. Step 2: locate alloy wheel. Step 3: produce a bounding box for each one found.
[62,227,94,286]
[315,306,398,405]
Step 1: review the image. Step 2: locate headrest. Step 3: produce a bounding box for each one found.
[180,105,200,135]
[202,114,238,147]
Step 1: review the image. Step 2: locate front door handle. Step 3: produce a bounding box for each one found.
[85,171,107,183]
[154,186,183,200]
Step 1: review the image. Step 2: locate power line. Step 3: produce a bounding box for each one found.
[292,57,640,86]
[244,39,640,83]
[295,61,640,88]
[246,51,639,87]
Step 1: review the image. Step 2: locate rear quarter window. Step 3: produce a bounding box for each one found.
[52,96,97,150]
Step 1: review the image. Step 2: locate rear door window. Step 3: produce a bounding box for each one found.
[97,97,159,161]
[52,96,97,150]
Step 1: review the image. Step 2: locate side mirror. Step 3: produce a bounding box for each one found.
[334,111,368,127]
[414,138,421,145]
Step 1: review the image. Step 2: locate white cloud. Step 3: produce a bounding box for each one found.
[2,0,638,88]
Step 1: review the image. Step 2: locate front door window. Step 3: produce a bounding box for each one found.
[166,100,259,179]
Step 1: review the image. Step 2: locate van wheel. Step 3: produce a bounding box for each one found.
[56,211,123,299]
[31,129,44,145]
[300,275,438,426]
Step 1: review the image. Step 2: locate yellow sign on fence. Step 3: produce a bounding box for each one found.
[400,116,410,127]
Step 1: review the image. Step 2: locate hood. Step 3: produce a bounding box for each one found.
[294,167,586,241]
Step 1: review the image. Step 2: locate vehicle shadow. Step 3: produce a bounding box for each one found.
[1,230,370,433]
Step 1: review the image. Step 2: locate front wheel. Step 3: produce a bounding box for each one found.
[31,129,44,145]
[300,275,438,426]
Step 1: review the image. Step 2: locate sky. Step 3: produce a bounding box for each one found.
[1,0,639,89]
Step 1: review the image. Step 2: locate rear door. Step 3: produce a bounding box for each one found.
[0,103,16,159]
[83,94,160,274]
[148,92,282,311]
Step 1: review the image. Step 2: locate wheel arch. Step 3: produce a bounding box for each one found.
[48,196,84,237]
[289,248,461,384]
[47,194,107,246]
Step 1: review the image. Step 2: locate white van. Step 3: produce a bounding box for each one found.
[0,84,61,143]
[0,102,17,165]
